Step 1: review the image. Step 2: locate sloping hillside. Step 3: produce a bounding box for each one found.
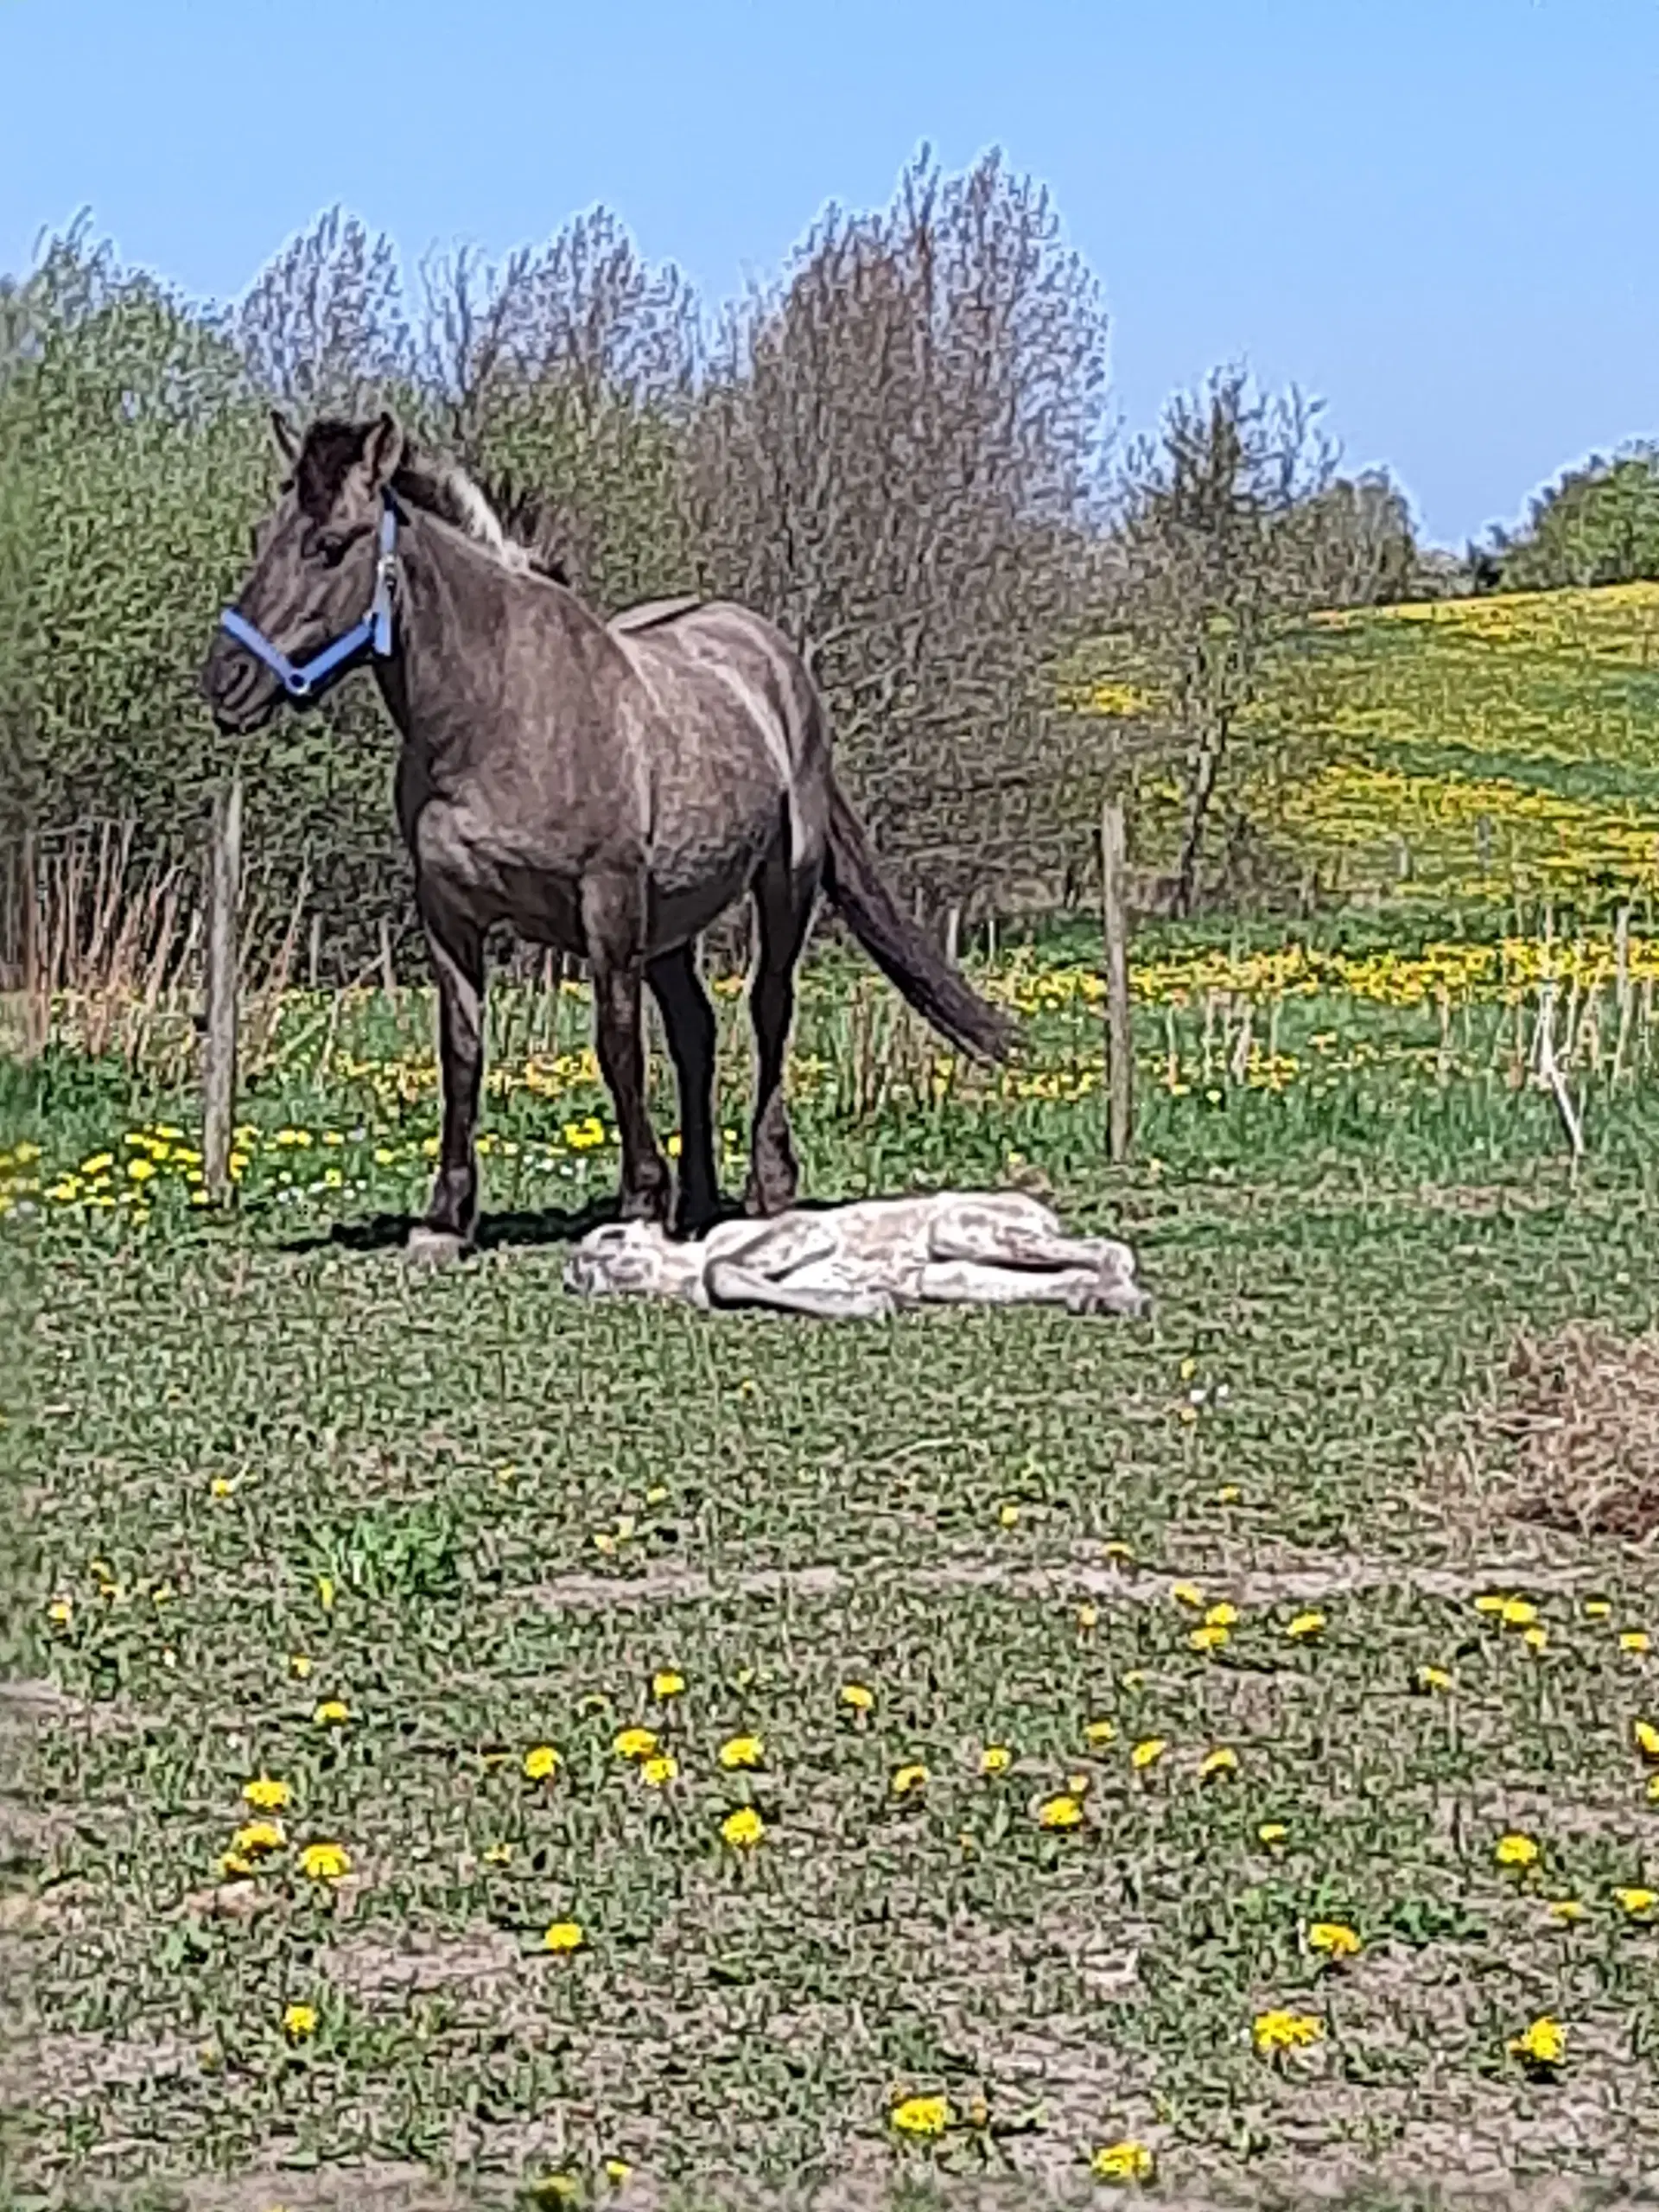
[1255,583,1659,906]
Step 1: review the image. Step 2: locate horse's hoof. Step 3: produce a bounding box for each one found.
[742,1178,798,1221]
[405,1224,470,1269]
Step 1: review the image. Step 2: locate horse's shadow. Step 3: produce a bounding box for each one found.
[277,1189,757,1258]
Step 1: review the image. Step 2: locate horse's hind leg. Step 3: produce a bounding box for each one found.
[746,850,816,1217]
[410,901,485,1265]
[647,941,720,1237]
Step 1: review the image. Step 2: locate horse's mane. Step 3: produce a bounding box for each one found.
[392,443,570,587]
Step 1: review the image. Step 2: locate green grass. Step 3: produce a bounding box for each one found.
[7,943,1659,2211]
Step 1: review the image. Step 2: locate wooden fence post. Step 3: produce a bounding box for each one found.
[202,774,243,1202]
[1101,795,1133,1165]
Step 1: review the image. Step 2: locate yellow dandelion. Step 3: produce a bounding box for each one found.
[1416,1665,1453,1694]
[1622,1630,1652,1655]
[1199,1745,1239,1779]
[603,2159,632,2184]
[282,2002,318,2041]
[219,1850,256,1878]
[1084,1719,1117,1747]
[1523,1626,1548,1655]
[296,1841,351,1882]
[651,1669,685,1699]
[46,1599,73,1627]
[242,1775,289,1811]
[890,2093,950,2137]
[1307,1920,1362,1958]
[840,1683,874,1713]
[1205,1601,1240,1627]
[997,1502,1021,1528]
[1634,1719,1659,1759]
[232,1819,286,1857]
[1500,1597,1539,1628]
[1548,1897,1585,1923]
[1216,1484,1242,1504]
[1253,2008,1323,2056]
[1090,2139,1155,2183]
[1076,1602,1099,1631]
[1584,1599,1611,1620]
[289,1653,313,1679]
[1612,1886,1656,1916]
[718,1733,765,1770]
[1286,1610,1325,1641]
[1170,1580,1204,1609]
[1258,1821,1289,1848]
[523,1744,561,1782]
[891,1763,928,1797]
[543,1919,586,1953]
[1495,1831,1541,1869]
[980,1745,1013,1775]
[721,1806,766,1848]
[1130,1737,1167,1770]
[312,1699,349,1729]
[640,1753,678,1787]
[612,1726,658,1760]
[1038,1793,1085,1829]
[1103,1540,1135,1563]
[482,1842,513,1866]
[1189,1623,1230,1652]
[1510,2015,1566,2069]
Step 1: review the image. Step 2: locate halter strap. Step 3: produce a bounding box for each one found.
[219,495,398,699]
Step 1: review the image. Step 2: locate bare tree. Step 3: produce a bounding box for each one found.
[417,207,699,605]
[234,206,409,416]
[682,148,1112,916]
[1104,365,1344,915]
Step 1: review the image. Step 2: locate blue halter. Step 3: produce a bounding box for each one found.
[219,494,398,699]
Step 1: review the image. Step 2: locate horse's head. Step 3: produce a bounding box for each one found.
[563,1220,696,1301]
[201,410,404,734]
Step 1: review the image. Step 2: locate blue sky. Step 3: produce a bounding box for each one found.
[3,0,1656,548]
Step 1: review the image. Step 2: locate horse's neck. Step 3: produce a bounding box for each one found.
[377,512,602,752]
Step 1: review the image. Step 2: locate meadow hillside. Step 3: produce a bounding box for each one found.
[1236,582,1659,911]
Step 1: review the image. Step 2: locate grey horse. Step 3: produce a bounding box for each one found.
[201,410,1014,1260]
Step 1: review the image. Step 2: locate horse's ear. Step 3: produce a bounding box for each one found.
[362,409,404,493]
[270,409,301,466]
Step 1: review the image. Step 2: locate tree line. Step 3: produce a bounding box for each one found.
[1,152,1454,976]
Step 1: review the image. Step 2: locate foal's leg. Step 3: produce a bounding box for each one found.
[582,875,671,1224]
[409,904,486,1265]
[917,1259,1103,1308]
[705,1256,896,1321]
[924,1205,1148,1314]
[646,941,721,1237]
[745,853,817,1217]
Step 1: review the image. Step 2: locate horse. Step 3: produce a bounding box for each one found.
[201,410,1015,1262]
[563,1192,1149,1323]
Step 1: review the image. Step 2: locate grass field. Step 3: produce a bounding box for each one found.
[8,906,1659,2212]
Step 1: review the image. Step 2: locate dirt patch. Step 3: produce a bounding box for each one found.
[522,1548,1617,1621]
[1481,1325,1659,1544]
[326,1926,523,2000]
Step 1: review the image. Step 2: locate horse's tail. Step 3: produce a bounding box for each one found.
[822,772,1016,1064]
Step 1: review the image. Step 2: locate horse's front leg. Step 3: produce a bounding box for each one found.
[583,877,671,1224]
[408,902,486,1267]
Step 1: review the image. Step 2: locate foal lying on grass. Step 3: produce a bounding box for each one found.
[563,1191,1149,1321]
